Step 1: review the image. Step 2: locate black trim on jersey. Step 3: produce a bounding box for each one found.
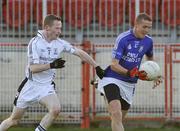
[51,81,56,89]
[13,77,28,106]
[28,68,33,80]
[28,36,39,55]
[37,31,45,39]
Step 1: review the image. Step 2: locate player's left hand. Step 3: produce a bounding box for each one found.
[95,66,105,79]
[138,70,148,80]
[127,67,148,80]
[50,58,66,69]
[152,76,163,89]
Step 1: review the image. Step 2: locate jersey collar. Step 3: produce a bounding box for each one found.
[37,30,46,39]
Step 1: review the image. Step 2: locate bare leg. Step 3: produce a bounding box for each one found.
[108,100,124,131]
[0,106,26,131]
[122,110,128,121]
[36,94,61,130]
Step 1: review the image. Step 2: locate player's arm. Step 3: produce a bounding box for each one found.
[28,39,52,73]
[30,58,65,73]
[30,64,50,73]
[110,35,139,77]
[145,40,154,61]
[73,48,98,67]
[146,55,153,61]
[110,58,129,76]
[61,40,104,79]
[73,48,104,79]
[110,58,140,78]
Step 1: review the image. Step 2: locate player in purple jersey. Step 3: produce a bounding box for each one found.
[97,13,162,131]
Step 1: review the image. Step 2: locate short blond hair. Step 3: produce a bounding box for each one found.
[135,13,152,23]
[43,14,62,27]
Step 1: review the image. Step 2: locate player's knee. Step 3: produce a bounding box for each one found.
[9,117,21,126]
[49,106,61,118]
[12,119,20,126]
[109,100,123,122]
[110,109,123,122]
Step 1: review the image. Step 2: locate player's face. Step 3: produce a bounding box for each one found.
[134,19,152,39]
[48,20,62,40]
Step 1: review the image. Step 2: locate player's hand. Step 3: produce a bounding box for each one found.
[95,66,105,79]
[152,76,163,89]
[50,58,66,69]
[127,67,148,80]
[127,67,139,77]
[138,70,148,80]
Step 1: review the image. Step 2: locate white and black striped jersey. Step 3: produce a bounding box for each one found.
[26,30,76,84]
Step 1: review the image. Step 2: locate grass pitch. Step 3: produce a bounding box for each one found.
[9,127,180,131]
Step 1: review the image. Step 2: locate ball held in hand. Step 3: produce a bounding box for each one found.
[139,61,161,81]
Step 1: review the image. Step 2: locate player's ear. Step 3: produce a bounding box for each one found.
[43,25,49,31]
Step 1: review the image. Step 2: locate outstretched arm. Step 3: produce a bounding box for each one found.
[73,48,104,79]
[73,48,98,67]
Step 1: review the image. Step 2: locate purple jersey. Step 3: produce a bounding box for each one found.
[105,29,153,83]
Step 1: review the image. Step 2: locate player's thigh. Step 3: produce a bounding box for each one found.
[39,94,60,110]
[108,99,121,113]
[10,106,26,120]
[104,84,130,110]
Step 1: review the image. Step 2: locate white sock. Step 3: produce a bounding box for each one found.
[35,124,46,131]
[35,128,40,131]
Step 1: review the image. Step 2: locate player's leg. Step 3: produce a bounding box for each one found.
[104,84,125,131]
[122,110,128,121]
[108,99,124,131]
[0,78,28,131]
[119,96,130,121]
[106,99,129,121]
[0,106,26,131]
[35,94,60,131]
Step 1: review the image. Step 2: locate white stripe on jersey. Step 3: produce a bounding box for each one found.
[114,30,131,52]
[145,34,153,40]
[115,30,131,46]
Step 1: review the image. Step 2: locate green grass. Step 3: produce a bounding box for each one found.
[9,127,180,131]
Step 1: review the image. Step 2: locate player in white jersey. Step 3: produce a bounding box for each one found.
[0,14,104,131]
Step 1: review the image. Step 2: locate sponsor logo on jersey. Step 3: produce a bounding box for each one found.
[127,43,132,50]
[138,46,144,52]
[54,48,58,55]
[47,47,51,55]
[134,41,140,48]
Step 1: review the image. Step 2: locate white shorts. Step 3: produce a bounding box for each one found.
[97,77,136,105]
[15,79,56,108]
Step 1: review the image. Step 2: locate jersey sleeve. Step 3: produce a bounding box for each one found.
[112,36,125,59]
[145,39,153,57]
[62,40,76,54]
[27,38,40,64]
